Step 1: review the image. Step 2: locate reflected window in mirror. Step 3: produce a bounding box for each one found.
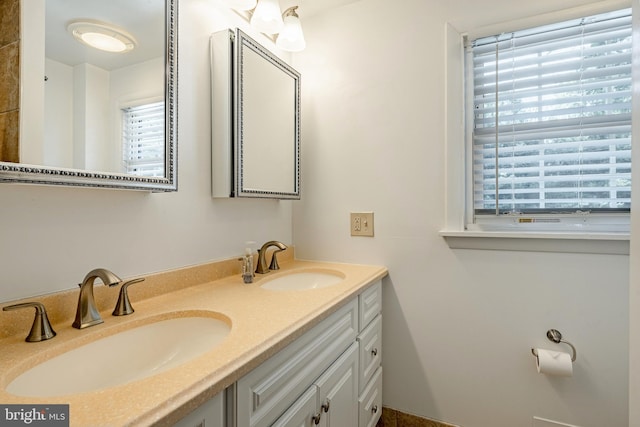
[122,101,165,177]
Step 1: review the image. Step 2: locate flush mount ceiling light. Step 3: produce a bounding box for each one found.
[67,20,137,53]
[223,0,257,11]
[276,6,305,52]
[250,0,284,35]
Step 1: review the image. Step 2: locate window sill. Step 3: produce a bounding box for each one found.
[439,230,630,255]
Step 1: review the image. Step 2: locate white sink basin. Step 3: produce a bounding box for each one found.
[261,269,345,291]
[6,313,231,397]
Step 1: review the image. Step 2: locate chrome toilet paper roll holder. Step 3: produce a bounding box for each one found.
[531,329,577,362]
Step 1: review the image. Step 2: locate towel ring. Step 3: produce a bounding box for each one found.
[530,329,577,362]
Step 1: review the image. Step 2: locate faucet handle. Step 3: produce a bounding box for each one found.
[112,278,145,316]
[3,302,57,342]
[269,248,285,271]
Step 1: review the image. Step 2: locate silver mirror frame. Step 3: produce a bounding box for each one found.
[0,0,178,192]
[235,29,300,199]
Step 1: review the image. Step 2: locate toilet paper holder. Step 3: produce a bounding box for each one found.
[531,329,577,362]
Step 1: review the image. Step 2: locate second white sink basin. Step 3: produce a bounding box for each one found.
[6,313,231,397]
[261,269,345,291]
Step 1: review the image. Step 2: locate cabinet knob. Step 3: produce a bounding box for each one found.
[312,413,322,425]
[372,405,379,414]
[371,348,378,356]
[321,401,330,413]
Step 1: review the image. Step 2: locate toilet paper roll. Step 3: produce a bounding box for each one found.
[535,348,573,377]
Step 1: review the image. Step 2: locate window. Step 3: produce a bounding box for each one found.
[122,101,165,177]
[466,8,631,232]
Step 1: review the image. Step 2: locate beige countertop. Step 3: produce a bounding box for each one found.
[0,257,387,426]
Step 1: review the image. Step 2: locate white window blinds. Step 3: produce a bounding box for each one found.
[469,8,632,216]
[122,101,165,177]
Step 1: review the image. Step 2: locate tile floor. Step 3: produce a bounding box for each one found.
[377,407,459,427]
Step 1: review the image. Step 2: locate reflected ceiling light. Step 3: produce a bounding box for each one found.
[67,20,136,53]
[250,0,284,35]
[276,6,305,52]
[223,0,257,11]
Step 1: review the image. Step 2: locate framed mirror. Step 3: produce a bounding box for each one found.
[211,29,300,199]
[0,0,177,191]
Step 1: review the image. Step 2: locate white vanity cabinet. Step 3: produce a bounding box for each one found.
[271,386,319,427]
[233,280,382,427]
[173,391,225,427]
[272,343,358,427]
[235,299,358,427]
[314,342,359,426]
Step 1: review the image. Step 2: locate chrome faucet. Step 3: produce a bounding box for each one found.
[255,241,287,274]
[72,268,121,329]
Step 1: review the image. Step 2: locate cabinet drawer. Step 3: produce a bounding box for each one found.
[236,299,358,427]
[174,391,224,427]
[358,366,382,427]
[359,281,381,331]
[357,314,381,394]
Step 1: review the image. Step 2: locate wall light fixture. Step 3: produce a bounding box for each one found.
[68,20,136,53]
[226,0,306,52]
[276,6,305,52]
[250,0,284,35]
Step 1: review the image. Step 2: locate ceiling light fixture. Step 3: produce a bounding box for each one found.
[67,20,137,53]
[250,0,284,35]
[276,6,305,52]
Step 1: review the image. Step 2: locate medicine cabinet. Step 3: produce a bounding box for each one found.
[211,28,301,199]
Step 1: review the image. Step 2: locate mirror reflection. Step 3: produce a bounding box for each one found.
[0,0,177,191]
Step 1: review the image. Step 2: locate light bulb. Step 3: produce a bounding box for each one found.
[79,32,128,52]
[250,0,283,35]
[276,13,305,52]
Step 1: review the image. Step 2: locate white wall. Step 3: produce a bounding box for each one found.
[19,0,45,165]
[0,0,293,303]
[72,63,111,171]
[293,0,629,426]
[44,58,73,168]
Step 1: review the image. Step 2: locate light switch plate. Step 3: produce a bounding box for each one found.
[350,212,374,237]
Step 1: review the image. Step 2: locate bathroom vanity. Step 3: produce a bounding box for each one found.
[0,256,386,427]
[177,280,382,427]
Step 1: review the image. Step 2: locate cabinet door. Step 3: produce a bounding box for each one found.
[237,300,357,427]
[359,281,381,331]
[271,386,323,427]
[315,342,359,427]
[357,314,382,394]
[358,367,382,427]
[173,391,224,427]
